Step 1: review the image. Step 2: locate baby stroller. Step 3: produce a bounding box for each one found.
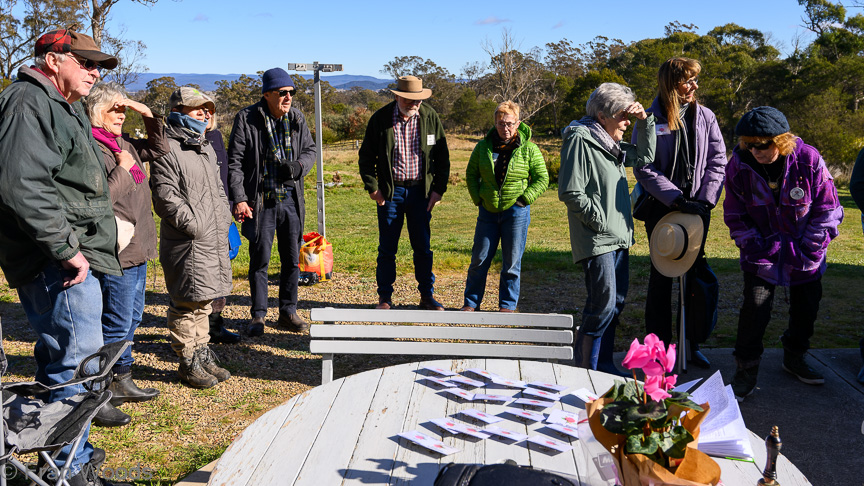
[0,317,129,486]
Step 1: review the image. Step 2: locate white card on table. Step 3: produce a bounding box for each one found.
[512,397,554,408]
[522,388,562,401]
[527,381,569,393]
[547,422,580,439]
[464,368,501,381]
[527,435,574,452]
[545,408,581,426]
[459,408,503,424]
[443,388,474,401]
[422,376,456,388]
[484,425,529,441]
[505,408,544,422]
[398,430,460,455]
[422,365,456,376]
[571,387,600,402]
[473,393,510,403]
[489,376,528,388]
[449,375,485,388]
[447,421,490,439]
[429,417,461,434]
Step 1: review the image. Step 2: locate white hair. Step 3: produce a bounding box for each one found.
[585,82,635,119]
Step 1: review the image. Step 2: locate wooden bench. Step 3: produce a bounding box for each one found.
[309,308,574,384]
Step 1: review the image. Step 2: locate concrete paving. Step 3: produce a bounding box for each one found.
[609,347,864,486]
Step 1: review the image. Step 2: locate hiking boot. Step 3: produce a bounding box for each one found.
[68,458,131,486]
[731,364,759,402]
[246,316,265,337]
[108,371,159,405]
[209,312,241,344]
[92,402,131,428]
[375,299,392,310]
[419,294,444,311]
[782,352,824,385]
[196,346,231,382]
[178,353,218,389]
[278,312,310,332]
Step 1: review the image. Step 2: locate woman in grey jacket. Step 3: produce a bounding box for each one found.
[151,87,233,389]
[559,83,655,373]
[632,57,728,368]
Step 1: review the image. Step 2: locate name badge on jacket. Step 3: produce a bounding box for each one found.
[427,134,436,145]
[656,124,671,136]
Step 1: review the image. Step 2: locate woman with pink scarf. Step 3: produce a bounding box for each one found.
[85,82,168,427]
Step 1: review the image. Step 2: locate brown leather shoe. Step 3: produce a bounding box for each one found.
[460,306,475,312]
[375,300,392,310]
[499,308,515,313]
[278,312,310,332]
[419,295,444,311]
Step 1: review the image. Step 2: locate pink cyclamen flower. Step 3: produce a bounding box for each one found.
[622,338,652,370]
[663,343,677,373]
[644,375,672,401]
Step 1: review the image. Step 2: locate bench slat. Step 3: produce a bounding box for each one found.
[310,324,573,344]
[310,308,572,328]
[309,340,574,360]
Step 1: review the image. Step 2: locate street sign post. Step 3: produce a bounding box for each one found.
[285,62,343,238]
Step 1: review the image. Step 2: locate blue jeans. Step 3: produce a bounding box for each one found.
[242,192,302,318]
[463,204,530,310]
[580,249,629,338]
[94,263,147,372]
[17,264,103,475]
[376,185,435,300]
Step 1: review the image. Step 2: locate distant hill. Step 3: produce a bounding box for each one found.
[122,73,391,92]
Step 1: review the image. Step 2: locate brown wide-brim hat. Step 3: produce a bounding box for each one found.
[649,212,704,278]
[35,29,118,70]
[390,75,432,100]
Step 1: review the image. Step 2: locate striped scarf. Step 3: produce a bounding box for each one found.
[262,114,292,202]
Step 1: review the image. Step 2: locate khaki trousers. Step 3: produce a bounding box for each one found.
[167,298,212,358]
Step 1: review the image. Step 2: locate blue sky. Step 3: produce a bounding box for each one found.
[109,0,821,77]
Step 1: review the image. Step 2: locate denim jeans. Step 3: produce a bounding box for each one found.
[580,249,629,338]
[463,204,530,310]
[734,272,822,362]
[17,264,103,475]
[376,185,435,300]
[242,191,302,318]
[94,263,147,372]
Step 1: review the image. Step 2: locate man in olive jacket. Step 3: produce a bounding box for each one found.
[228,68,315,336]
[0,30,122,483]
[358,76,450,310]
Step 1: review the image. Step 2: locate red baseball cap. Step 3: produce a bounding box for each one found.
[34,29,118,70]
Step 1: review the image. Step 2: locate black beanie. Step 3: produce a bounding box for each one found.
[735,106,790,137]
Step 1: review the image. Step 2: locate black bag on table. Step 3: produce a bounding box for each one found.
[685,256,719,344]
[434,462,578,486]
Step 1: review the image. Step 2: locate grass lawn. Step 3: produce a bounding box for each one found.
[0,133,861,484]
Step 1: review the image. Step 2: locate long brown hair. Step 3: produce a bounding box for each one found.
[658,57,701,131]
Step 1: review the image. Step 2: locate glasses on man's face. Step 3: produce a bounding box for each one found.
[496,121,517,129]
[680,77,699,88]
[68,54,102,73]
[278,89,296,98]
[745,141,774,151]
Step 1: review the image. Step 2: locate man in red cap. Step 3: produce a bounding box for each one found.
[0,29,128,486]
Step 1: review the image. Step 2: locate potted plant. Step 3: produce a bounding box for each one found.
[585,334,722,485]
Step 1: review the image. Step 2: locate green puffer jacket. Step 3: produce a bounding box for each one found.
[558,116,656,263]
[0,66,120,287]
[466,123,548,212]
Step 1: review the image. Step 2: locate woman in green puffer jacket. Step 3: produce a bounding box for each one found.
[461,101,549,312]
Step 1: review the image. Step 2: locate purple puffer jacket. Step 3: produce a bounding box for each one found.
[633,98,728,207]
[723,138,843,286]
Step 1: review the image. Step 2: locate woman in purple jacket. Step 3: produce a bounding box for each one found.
[724,107,843,402]
[633,57,727,368]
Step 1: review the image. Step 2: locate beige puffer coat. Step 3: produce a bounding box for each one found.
[151,123,232,301]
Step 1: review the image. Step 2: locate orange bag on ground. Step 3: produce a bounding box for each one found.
[299,232,333,282]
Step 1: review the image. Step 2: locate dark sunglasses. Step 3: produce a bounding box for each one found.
[744,141,774,151]
[278,88,296,97]
[68,54,103,73]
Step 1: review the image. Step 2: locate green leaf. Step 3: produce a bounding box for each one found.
[626,400,667,424]
[666,391,704,412]
[599,402,645,435]
[626,431,661,455]
[658,425,694,459]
